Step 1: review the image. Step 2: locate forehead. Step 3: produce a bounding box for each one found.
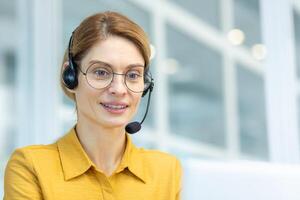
[81,35,145,70]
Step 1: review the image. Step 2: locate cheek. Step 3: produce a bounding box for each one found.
[75,78,98,107]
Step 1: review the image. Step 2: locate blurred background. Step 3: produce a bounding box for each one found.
[1,0,300,199]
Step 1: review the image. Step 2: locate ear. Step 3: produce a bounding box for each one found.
[65,86,76,94]
[62,61,69,71]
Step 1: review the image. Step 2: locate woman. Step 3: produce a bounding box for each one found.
[4,11,182,199]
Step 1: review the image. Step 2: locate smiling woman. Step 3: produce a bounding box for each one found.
[3,11,182,200]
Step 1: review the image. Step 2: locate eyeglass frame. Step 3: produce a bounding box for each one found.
[76,62,152,93]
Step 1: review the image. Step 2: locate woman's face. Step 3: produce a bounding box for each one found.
[72,35,145,129]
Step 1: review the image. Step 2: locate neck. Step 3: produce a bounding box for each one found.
[75,115,127,177]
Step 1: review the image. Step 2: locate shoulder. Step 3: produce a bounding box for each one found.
[138,148,180,165]
[134,147,182,177]
[132,147,182,195]
[8,143,58,161]
[4,144,58,199]
[5,143,61,187]
[5,143,59,173]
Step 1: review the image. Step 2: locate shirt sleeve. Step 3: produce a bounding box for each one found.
[4,148,43,200]
[175,158,182,200]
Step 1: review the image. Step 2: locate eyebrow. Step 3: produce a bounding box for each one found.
[87,60,145,69]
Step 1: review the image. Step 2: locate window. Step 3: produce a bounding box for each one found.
[171,0,221,30]
[237,64,268,159]
[167,24,225,147]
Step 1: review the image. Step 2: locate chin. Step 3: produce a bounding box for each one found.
[98,111,135,128]
[98,118,129,129]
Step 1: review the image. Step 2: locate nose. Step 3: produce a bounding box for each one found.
[107,74,127,96]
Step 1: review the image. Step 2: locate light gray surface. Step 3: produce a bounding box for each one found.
[183,159,300,200]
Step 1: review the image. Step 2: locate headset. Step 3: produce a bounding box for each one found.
[62,32,153,97]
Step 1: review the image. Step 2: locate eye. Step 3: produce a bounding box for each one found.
[126,71,142,81]
[90,67,111,80]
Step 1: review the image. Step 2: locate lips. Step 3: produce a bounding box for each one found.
[100,102,129,114]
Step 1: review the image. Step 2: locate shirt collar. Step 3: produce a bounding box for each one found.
[57,127,93,180]
[57,127,147,183]
[116,134,147,183]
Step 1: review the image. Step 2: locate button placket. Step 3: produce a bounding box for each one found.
[93,169,116,200]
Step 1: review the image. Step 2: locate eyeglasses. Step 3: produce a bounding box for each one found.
[78,62,152,93]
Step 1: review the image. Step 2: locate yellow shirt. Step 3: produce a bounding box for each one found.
[4,128,182,200]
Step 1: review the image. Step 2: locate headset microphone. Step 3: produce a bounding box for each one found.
[125,81,154,134]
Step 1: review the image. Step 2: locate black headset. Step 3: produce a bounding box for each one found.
[62,32,153,97]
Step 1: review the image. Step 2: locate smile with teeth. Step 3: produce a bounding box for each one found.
[100,103,129,114]
[101,104,128,109]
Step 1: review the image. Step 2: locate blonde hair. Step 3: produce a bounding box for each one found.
[60,11,151,101]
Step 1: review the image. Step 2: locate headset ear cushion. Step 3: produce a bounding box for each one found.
[62,65,78,89]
